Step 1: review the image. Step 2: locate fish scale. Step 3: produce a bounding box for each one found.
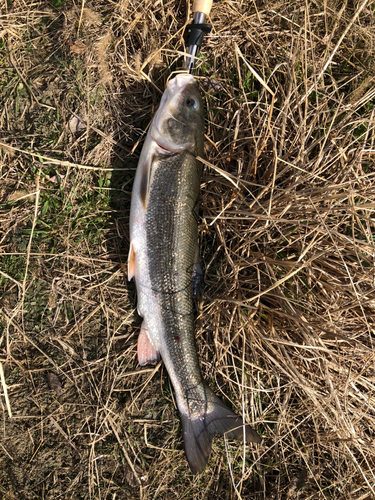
[146,152,204,408]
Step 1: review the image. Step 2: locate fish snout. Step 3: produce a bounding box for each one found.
[168,74,196,93]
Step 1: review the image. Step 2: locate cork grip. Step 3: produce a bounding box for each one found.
[192,0,213,16]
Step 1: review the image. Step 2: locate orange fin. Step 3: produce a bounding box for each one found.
[128,242,136,281]
[137,322,160,366]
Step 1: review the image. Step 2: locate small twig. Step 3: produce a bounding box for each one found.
[197,156,239,188]
[0,142,133,171]
[0,269,22,293]
[6,37,54,110]
[65,304,103,338]
[49,417,78,452]
[106,414,142,489]
[234,44,275,96]
[77,0,86,36]
[0,363,12,418]
[22,170,41,298]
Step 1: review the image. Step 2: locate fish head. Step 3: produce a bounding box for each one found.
[151,74,204,154]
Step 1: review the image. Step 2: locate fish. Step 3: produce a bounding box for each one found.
[128,73,261,473]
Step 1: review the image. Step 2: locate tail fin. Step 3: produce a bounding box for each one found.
[181,391,261,473]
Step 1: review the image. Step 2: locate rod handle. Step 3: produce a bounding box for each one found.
[192,0,213,16]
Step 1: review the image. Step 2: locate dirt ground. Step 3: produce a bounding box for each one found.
[1,0,375,499]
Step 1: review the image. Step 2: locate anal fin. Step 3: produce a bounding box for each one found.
[138,321,160,366]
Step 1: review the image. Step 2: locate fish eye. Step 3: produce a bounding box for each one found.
[186,97,197,109]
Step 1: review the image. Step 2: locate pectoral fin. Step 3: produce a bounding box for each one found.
[128,242,136,281]
[137,322,160,366]
[139,149,153,210]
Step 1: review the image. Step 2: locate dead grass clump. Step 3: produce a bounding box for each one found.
[0,0,375,499]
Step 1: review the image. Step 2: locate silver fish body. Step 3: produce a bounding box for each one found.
[128,74,260,473]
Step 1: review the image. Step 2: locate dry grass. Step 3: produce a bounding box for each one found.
[1,0,375,498]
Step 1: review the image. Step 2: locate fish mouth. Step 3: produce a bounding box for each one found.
[168,73,196,90]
